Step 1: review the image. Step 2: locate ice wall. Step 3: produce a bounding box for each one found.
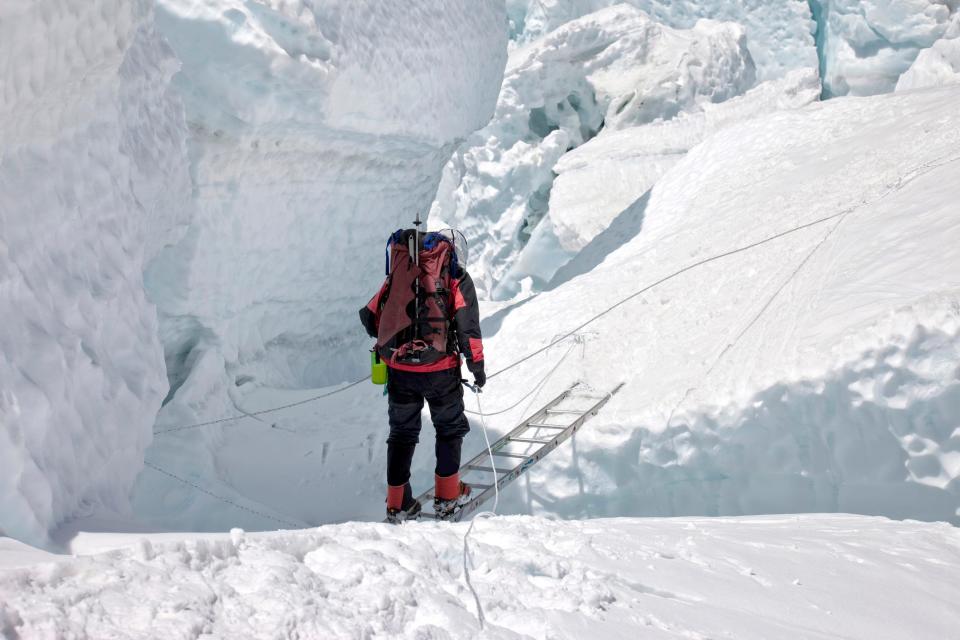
[0,0,191,546]
[505,0,818,82]
[430,5,756,299]
[146,1,508,421]
[812,0,959,97]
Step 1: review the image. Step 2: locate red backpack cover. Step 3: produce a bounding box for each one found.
[376,229,455,366]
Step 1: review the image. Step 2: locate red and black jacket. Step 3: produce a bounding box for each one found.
[360,271,484,374]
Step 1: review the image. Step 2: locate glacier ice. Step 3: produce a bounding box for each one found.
[128,1,508,530]
[431,5,757,299]
[514,69,822,286]
[0,0,191,546]
[812,0,959,97]
[505,0,819,83]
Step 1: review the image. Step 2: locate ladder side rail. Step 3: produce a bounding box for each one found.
[411,386,575,506]
[449,383,624,522]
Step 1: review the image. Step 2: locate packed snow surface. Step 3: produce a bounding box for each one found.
[431,5,756,298]
[2,515,959,638]
[0,0,191,547]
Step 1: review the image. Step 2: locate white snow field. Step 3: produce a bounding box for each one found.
[0,0,192,547]
[2,515,959,638]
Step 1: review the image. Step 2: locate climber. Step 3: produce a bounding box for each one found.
[359,228,485,523]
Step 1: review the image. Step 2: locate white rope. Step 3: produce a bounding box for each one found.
[462,391,498,629]
[154,376,370,435]
[143,461,303,529]
[464,341,576,417]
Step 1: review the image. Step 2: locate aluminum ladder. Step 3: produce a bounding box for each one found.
[411,382,624,522]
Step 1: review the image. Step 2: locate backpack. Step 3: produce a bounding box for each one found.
[376,229,462,365]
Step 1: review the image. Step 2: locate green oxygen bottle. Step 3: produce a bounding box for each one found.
[371,349,388,385]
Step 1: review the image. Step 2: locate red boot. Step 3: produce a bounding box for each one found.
[386,482,421,524]
[433,473,471,519]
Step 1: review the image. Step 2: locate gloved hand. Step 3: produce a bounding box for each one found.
[469,362,486,389]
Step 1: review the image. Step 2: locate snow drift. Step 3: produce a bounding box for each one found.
[431,5,757,299]
[3,515,959,638]
[0,1,191,547]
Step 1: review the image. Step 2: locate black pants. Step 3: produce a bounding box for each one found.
[386,367,470,487]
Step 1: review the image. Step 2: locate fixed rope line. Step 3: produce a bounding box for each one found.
[658,152,960,433]
[464,341,576,416]
[663,211,849,443]
[461,390,499,630]
[153,376,370,436]
[154,212,852,437]
[487,210,855,380]
[143,460,302,529]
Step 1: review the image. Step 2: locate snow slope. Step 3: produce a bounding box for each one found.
[431,5,757,299]
[480,83,960,525]
[145,0,507,412]
[0,0,191,547]
[3,515,959,638]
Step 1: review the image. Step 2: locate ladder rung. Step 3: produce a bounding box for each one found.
[546,409,584,415]
[467,464,512,474]
[526,422,570,429]
[470,483,493,490]
[492,451,529,459]
[509,437,552,444]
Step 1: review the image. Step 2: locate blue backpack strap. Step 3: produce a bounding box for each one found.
[423,232,440,250]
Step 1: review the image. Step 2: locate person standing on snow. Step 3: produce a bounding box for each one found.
[359,228,485,523]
